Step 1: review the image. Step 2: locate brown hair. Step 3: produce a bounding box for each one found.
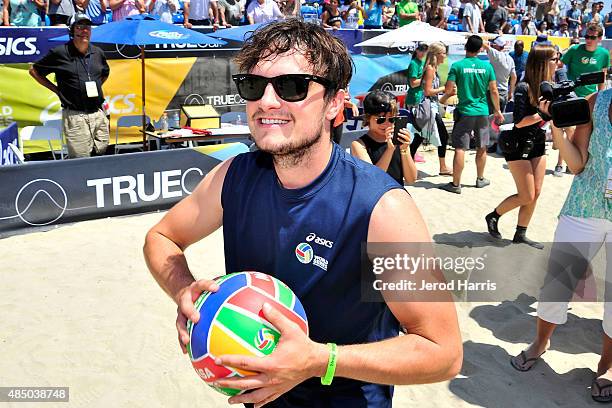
[233,18,353,101]
[586,23,604,37]
[524,45,556,106]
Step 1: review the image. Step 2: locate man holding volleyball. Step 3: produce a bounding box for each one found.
[144,19,461,408]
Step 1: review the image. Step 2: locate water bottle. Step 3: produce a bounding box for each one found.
[171,111,180,129]
[347,12,357,29]
[160,112,169,132]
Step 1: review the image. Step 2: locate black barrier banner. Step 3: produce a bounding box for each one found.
[0,149,221,238]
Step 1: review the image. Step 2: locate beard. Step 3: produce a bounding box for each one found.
[254,118,325,169]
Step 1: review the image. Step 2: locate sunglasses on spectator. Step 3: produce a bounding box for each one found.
[585,35,600,40]
[375,116,396,124]
[232,74,335,102]
[75,24,92,30]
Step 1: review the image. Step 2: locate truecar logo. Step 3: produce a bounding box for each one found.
[148,31,189,40]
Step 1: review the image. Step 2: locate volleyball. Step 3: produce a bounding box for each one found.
[186,271,308,396]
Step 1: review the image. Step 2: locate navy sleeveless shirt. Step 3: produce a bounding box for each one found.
[221,144,404,407]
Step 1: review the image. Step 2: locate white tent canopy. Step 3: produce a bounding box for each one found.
[355,21,467,48]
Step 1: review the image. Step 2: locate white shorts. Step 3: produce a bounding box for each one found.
[537,215,612,336]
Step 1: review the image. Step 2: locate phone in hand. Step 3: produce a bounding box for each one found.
[392,116,409,145]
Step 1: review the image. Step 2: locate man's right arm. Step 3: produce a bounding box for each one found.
[183,0,191,27]
[144,158,232,304]
[29,66,59,95]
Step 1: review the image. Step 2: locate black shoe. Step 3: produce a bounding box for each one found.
[512,234,544,250]
[485,212,501,239]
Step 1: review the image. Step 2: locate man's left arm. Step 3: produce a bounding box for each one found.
[509,63,517,101]
[99,50,110,85]
[214,190,462,406]
[599,50,610,92]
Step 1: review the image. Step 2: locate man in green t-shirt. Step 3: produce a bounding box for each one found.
[561,23,610,97]
[440,35,504,194]
[396,0,419,27]
[405,43,428,107]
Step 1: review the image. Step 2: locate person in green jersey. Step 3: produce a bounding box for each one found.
[405,43,428,108]
[439,35,504,194]
[561,23,610,97]
[510,87,612,403]
[396,0,418,27]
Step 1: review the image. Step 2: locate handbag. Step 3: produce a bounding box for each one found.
[413,96,432,131]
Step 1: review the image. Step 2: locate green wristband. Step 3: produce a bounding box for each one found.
[321,342,338,386]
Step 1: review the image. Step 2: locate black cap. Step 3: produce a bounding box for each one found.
[69,12,92,28]
[363,90,394,115]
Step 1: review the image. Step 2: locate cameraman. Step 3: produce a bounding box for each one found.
[561,23,610,98]
[485,44,558,249]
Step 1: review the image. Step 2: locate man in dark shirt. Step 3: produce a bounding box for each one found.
[483,0,508,34]
[30,13,110,159]
[510,40,528,81]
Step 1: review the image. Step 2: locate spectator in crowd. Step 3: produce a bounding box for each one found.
[483,36,516,114]
[427,0,446,28]
[322,0,343,28]
[513,13,537,34]
[448,0,460,15]
[561,23,610,97]
[440,35,504,194]
[362,0,390,29]
[48,0,75,25]
[537,0,558,28]
[581,1,602,37]
[510,39,528,80]
[604,3,612,39]
[109,0,144,21]
[553,18,570,36]
[483,0,508,33]
[218,0,244,25]
[462,0,483,33]
[565,0,581,37]
[246,0,283,23]
[340,0,366,28]
[30,13,110,158]
[536,20,550,35]
[75,0,107,25]
[277,0,299,18]
[148,0,179,23]
[183,0,225,26]
[381,1,397,29]
[413,42,453,176]
[351,90,417,185]
[396,0,418,27]
[2,0,44,25]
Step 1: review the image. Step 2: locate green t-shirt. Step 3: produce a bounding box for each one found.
[405,57,425,106]
[447,57,496,116]
[397,0,418,27]
[561,44,610,97]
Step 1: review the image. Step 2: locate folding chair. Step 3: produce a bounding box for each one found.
[20,125,65,160]
[42,118,69,158]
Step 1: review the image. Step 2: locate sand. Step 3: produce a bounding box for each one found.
[0,145,606,407]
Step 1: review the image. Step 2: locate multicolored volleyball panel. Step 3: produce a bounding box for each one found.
[187,271,308,396]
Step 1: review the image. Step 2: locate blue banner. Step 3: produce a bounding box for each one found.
[0,122,19,166]
[0,27,68,64]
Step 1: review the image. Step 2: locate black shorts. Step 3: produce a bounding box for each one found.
[504,142,546,162]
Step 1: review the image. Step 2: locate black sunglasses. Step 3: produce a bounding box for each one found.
[232,74,335,102]
[585,35,600,40]
[376,116,396,124]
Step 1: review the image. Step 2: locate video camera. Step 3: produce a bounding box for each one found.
[539,71,605,128]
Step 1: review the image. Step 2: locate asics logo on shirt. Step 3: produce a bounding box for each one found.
[306,232,334,248]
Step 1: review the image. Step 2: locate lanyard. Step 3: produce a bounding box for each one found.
[79,47,92,81]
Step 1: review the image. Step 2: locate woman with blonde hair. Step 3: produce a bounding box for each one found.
[410,42,452,176]
[485,44,558,249]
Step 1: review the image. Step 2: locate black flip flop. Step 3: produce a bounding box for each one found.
[510,350,545,372]
[592,378,612,403]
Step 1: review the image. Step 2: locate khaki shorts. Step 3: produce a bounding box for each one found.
[62,109,109,159]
